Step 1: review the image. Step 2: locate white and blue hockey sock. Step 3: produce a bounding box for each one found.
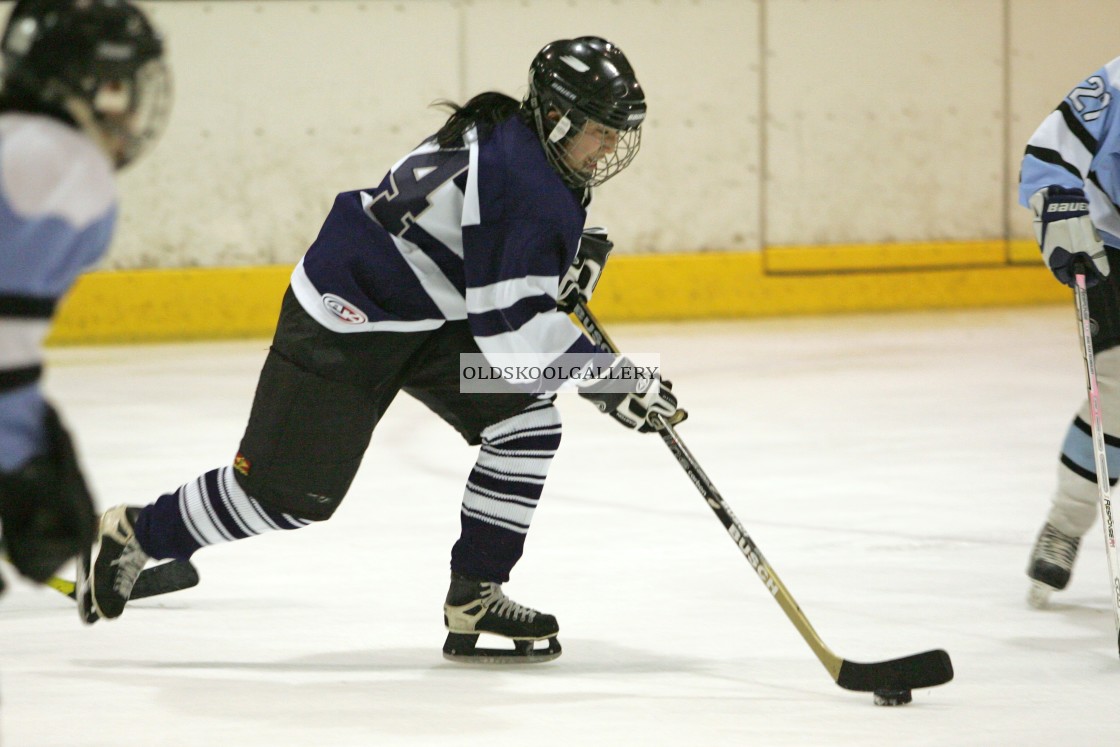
[134,466,311,560]
[451,399,562,582]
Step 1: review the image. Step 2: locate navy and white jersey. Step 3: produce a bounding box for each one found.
[1020,56,1120,246]
[0,112,116,472]
[291,115,599,375]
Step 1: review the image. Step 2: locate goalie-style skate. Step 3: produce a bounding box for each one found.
[442,572,561,664]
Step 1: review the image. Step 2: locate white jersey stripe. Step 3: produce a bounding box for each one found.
[474,310,583,361]
[1032,110,1095,177]
[1086,181,1120,242]
[462,127,481,227]
[290,259,445,333]
[466,275,558,315]
[386,230,467,319]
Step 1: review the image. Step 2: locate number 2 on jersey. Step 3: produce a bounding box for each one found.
[1069,76,1111,122]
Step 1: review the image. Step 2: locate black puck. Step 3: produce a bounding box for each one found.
[873,689,912,706]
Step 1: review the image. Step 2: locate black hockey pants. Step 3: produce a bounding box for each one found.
[233,288,542,520]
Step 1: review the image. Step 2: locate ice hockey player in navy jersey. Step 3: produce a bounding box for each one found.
[1019,56,1120,607]
[0,1,170,596]
[82,36,682,662]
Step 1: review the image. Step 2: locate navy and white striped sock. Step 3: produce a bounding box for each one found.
[134,465,311,560]
[452,399,562,582]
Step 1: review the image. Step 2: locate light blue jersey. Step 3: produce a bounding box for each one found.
[0,112,116,471]
[1020,56,1120,247]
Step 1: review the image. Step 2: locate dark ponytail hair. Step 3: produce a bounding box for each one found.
[433,91,523,147]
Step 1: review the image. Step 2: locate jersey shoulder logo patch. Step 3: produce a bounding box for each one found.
[322,293,368,324]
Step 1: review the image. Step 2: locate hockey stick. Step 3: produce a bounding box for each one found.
[15,557,200,602]
[49,559,200,602]
[1072,273,1120,658]
[573,301,954,700]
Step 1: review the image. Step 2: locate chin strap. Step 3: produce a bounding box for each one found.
[63,96,121,169]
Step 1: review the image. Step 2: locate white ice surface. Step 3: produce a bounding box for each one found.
[2,305,1117,746]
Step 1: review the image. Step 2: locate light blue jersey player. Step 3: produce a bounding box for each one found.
[0,0,170,594]
[1019,56,1120,605]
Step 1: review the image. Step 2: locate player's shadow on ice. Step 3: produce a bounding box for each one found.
[82,639,714,675]
[1009,594,1114,653]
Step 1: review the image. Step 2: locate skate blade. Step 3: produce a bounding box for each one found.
[442,632,562,664]
[74,549,100,625]
[1027,581,1054,609]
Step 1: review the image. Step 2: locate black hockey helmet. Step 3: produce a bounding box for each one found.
[0,0,171,168]
[525,36,646,189]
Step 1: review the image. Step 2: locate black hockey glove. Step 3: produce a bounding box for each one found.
[579,356,683,433]
[1029,186,1110,287]
[557,227,613,313]
[0,403,97,585]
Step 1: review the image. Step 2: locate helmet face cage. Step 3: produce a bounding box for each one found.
[1,0,172,168]
[534,101,641,189]
[82,56,172,168]
[526,37,646,190]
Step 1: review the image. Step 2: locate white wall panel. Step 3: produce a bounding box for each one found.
[459,0,762,254]
[765,0,1004,245]
[116,1,462,268]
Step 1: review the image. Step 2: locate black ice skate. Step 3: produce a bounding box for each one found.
[442,572,561,664]
[85,505,150,621]
[1027,522,1080,608]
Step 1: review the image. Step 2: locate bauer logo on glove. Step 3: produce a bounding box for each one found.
[1046,201,1089,215]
